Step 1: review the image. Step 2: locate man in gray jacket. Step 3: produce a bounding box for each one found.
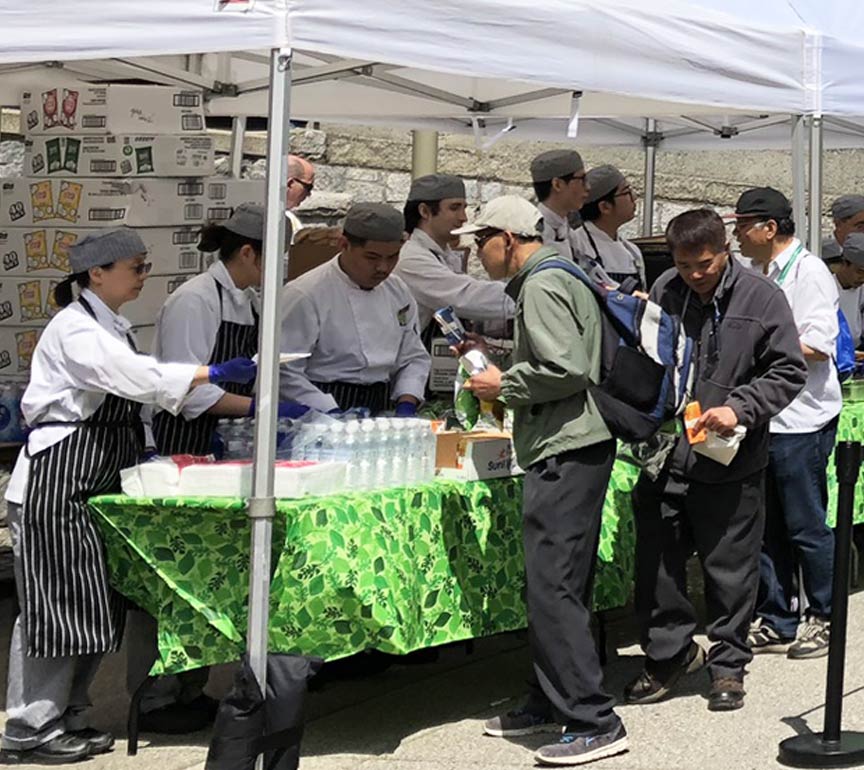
[625,209,806,712]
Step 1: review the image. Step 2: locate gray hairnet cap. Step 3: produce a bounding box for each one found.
[407,174,465,202]
[585,165,626,204]
[831,195,864,221]
[843,233,864,266]
[530,149,585,182]
[69,227,147,273]
[822,237,843,261]
[343,203,405,242]
[223,202,265,240]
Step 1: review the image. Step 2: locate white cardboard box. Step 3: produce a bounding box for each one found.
[0,178,265,228]
[0,226,202,277]
[0,277,65,327]
[436,435,519,481]
[20,85,206,135]
[0,326,43,376]
[24,135,215,178]
[123,275,190,327]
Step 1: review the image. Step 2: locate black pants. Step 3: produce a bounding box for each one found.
[633,471,765,679]
[523,441,620,735]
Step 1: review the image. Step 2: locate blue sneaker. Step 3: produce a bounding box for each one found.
[535,722,628,766]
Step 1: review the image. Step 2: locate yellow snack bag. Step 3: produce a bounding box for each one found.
[23,230,50,272]
[50,231,77,273]
[18,280,43,322]
[29,181,54,222]
[15,330,39,372]
[56,181,83,223]
[44,281,61,318]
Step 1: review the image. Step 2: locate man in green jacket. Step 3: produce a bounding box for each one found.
[453,196,627,767]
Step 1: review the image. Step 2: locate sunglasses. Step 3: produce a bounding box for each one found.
[132,262,153,275]
[292,178,314,194]
[474,229,504,249]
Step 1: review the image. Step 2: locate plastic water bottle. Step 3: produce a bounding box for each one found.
[357,419,377,490]
[388,419,407,487]
[419,421,437,482]
[341,421,361,488]
[373,418,393,489]
[317,422,343,464]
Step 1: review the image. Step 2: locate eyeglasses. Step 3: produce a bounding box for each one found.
[292,178,314,194]
[569,172,588,186]
[614,188,635,200]
[132,262,152,275]
[474,229,504,249]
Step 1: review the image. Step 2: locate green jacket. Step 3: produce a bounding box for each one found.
[500,247,611,467]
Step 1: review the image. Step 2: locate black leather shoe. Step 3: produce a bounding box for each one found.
[0,733,91,765]
[708,676,745,711]
[139,702,211,735]
[624,642,706,704]
[69,728,114,755]
[185,694,220,721]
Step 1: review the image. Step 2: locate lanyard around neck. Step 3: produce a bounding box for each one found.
[774,243,804,287]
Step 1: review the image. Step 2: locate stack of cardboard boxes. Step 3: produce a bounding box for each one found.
[0,84,265,378]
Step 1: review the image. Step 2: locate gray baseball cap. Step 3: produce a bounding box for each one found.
[843,233,864,266]
[343,203,405,242]
[223,202,265,240]
[69,227,147,273]
[822,237,843,261]
[407,174,465,202]
[530,149,585,183]
[584,165,626,204]
[831,195,864,221]
[452,195,543,238]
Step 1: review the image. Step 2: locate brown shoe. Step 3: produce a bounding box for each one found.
[708,676,745,711]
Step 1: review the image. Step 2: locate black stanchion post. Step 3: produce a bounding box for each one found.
[779,441,864,768]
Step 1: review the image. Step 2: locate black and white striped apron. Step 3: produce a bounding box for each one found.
[153,279,258,456]
[310,380,391,415]
[20,296,144,657]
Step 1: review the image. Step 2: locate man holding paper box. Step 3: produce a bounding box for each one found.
[625,209,806,712]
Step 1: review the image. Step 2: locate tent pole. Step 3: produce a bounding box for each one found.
[808,115,824,255]
[411,130,438,178]
[247,47,292,721]
[641,118,658,237]
[230,116,247,179]
[791,114,807,237]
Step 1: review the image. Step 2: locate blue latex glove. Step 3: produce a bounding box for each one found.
[395,401,418,417]
[141,448,159,462]
[209,357,257,385]
[247,399,311,419]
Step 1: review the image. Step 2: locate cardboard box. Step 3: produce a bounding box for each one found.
[286,226,341,281]
[0,177,265,228]
[0,226,202,277]
[435,430,518,480]
[0,277,68,327]
[124,275,190,327]
[0,326,43,376]
[20,85,206,135]
[24,135,215,178]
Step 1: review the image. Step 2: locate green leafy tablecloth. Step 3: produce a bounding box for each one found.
[828,400,864,526]
[91,463,639,675]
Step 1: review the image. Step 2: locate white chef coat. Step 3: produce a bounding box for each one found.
[6,289,197,504]
[763,239,842,434]
[394,228,514,331]
[571,221,646,287]
[537,203,619,288]
[279,256,431,412]
[835,274,864,346]
[152,260,258,419]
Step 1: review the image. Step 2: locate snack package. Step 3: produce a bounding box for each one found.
[44,281,61,318]
[23,230,50,271]
[16,330,39,371]
[42,89,59,129]
[45,138,62,173]
[29,181,55,221]
[30,152,46,175]
[135,146,155,174]
[60,89,79,130]
[684,401,706,445]
[56,181,83,222]
[693,426,747,466]
[51,231,77,272]
[18,281,43,322]
[453,349,502,431]
[63,138,81,173]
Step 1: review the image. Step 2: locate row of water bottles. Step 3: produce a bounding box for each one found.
[291,417,437,491]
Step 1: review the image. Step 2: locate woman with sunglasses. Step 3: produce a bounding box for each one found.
[0,228,256,765]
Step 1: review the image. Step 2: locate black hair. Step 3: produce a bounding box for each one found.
[775,216,796,237]
[514,234,544,245]
[533,173,576,203]
[666,209,726,256]
[53,265,115,308]
[198,223,263,262]
[580,189,618,222]
[403,200,442,233]
[344,232,368,248]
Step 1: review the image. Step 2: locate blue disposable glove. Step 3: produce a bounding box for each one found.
[141,448,159,462]
[247,399,311,419]
[395,401,418,417]
[209,357,257,385]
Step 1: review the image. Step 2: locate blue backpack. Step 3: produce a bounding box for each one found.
[530,258,694,443]
[836,310,856,383]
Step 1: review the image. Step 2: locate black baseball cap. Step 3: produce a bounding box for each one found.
[731,187,793,221]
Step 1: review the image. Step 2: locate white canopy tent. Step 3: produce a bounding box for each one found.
[1,0,860,745]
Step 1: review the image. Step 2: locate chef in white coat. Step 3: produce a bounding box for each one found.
[279,203,430,415]
[825,233,864,347]
[394,174,514,340]
[0,228,255,766]
[572,164,646,290]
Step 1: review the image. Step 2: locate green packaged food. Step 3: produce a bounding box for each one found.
[135,146,155,174]
[63,138,80,174]
[45,138,62,174]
